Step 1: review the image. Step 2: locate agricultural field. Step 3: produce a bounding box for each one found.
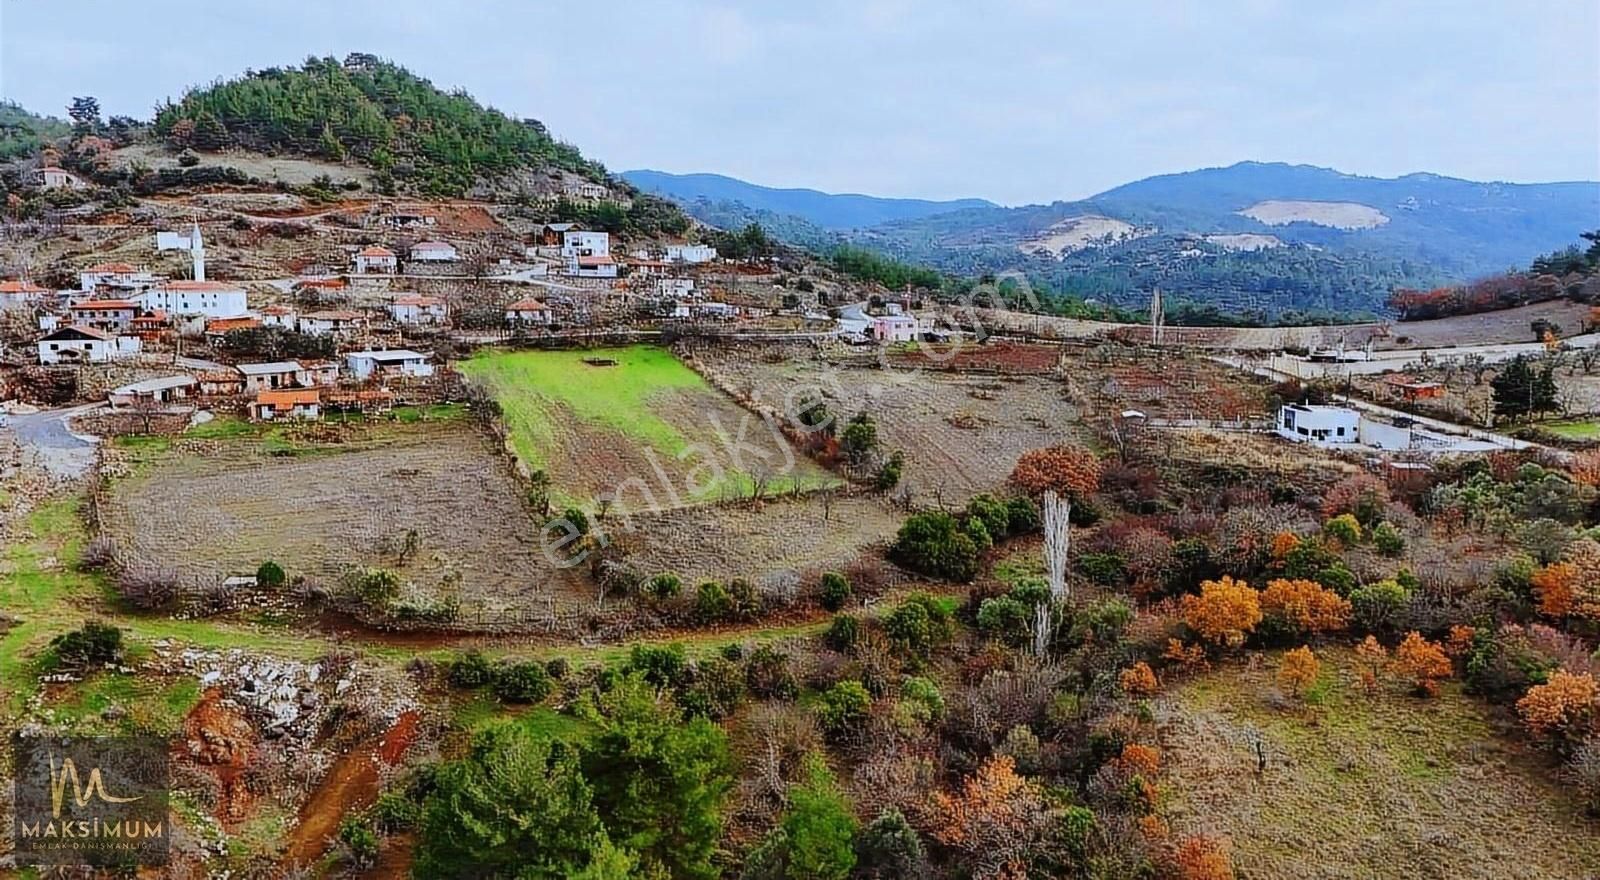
[609,492,904,587]
[1160,649,1600,880]
[690,342,1087,505]
[96,419,593,612]
[459,346,840,511]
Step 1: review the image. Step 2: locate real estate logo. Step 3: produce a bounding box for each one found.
[11,735,170,867]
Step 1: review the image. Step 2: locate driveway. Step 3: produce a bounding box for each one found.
[5,402,104,478]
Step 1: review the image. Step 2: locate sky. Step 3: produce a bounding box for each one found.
[2,0,1597,205]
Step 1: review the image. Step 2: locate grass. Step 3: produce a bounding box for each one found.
[1161,647,1600,879]
[1543,419,1600,439]
[460,345,712,470]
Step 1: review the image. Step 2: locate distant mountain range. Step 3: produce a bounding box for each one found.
[632,161,1600,319]
[622,170,995,230]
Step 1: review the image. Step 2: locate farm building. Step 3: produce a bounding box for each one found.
[1383,374,1447,402]
[665,244,717,264]
[109,375,197,409]
[249,389,321,422]
[389,295,448,325]
[325,389,396,415]
[572,254,619,278]
[506,299,553,326]
[563,180,610,200]
[259,304,298,328]
[1276,404,1360,445]
[354,246,398,274]
[38,166,85,189]
[37,325,124,364]
[298,310,366,336]
[68,300,139,332]
[137,281,248,317]
[196,370,246,396]
[871,314,918,343]
[236,361,307,392]
[345,349,434,380]
[409,240,459,262]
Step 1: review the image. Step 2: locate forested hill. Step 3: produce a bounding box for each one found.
[0,101,71,160]
[152,54,608,196]
[623,169,995,230]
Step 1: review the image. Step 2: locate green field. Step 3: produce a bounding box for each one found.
[1543,419,1600,439]
[459,346,839,509]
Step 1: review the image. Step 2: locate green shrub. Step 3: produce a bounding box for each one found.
[897,676,944,724]
[49,622,123,668]
[824,614,861,652]
[695,580,733,622]
[255,560,286,588]
[492,661,553,703]
[680,655,746,720]
[890,512,980,581]
[819,572,852,612]
[1323,513,1363,545]
[875,451,905,490]
[626,643,688,688]
[963,516,994,553]
[1077,552,1126,586]
[976,596,1030,643]
[817,680,872,735]
[1316,565,1358,596]
[884,593,953,658]
[1371,522,1405,556]
[545,657,570,680]
[448,650,494,689]
[647,571,683,599]
[337,815,379,868]
[966,494,1013,540]
[854,808,926,878]
[745,645,798,699]
[344,567,402,608]
[1351,579,1409,632]
[562,507,590,535]
[729,578,760,619]
[1005,496,1041,534]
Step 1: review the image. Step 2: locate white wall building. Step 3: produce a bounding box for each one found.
[37,326,116,364]
[80,262,161,294]
[354,246,398,274]
[388,295,448,325]
[297,310,366,336]
[1276,404,1361,445]
[561,231,610,258]
[345,349,434,380]
[665,244,717,264]
[408,240,459,262]
[137,281,248,317]
[38,167,85,190]
[871,315,918,343]
[505,299,553,326]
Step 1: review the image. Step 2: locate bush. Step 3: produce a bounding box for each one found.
[627,643,688,688]
[562,507,590,535]
[256,560,286,588]
[976,596,1030,643]
[890,512,980,581]
[681,655,746,720]
[492,661,553,703]
[746,645,798,700]
[696,580,733,622]
[1006,496,1041,534]
[545,657,570,680]
[1371,522,1405,556]
[884,593,953,658]
[1077,551,1126,586]
[875,451,905,490]
[1323,513,1362,545]
[337,815,379,869]
[729,578,760,619]
[1351,580,1410,633]
[824,614,861,652]
[344,567,402,609]
[819,572,852,612]
[117,564,179,610]
[854,809,927,879]
[448,650,494,689]
[647,572,683,599]
[372,788,424,832]
[966,494,1014,540]
[897,676,945,724]
[50,622,123,668]
[817,680,872,735]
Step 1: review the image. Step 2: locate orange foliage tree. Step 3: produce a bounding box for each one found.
[1118,743,1161,778]
[1172,834,1235,880]
[1517,670,1598,743]
[1119,661,1159,697]
[1008,444,1102,501]
[1557,539,1600,620]
[1354,635,1388,695]
[1180,577,1262,649]
[1260,579,1351,635]
[1532,562,1577,618]
[1570,449,1600,487]
[931,755,1053,880]
[1393,631,1452,696]
[1268,531,1300,566]
[1278,646,1320,698]
[1163,639,1209,673]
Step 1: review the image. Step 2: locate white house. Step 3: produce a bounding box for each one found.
[38,166,85,190]
[561,230,610,258]
[408,240,459,263]
[249,389,321,422]
[354,246,398,274]
[388,295,448,325]
[505,299,553,326]
[258,304,298,329]
[0,280,50,308]
[665,244,717,264]
[563,181,610,200]
[871,315,918,343]
[573,254,618,278]
[37,326,115,364]
[345,349,434,380]
[1276,404,1360,445]
[137,281,248,317]
[297,310,366,336]
[656,277,696,300]
[68,300,139,332]
[80,262,160,294]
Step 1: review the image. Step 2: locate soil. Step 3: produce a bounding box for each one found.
[282,710,419,869]
[179,688,259,826]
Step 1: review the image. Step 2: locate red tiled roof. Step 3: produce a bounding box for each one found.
[71,300,138,310]
[0,280,48,293]
[507,299,549,311]
[47,325,112,340]
[255,389,320,406]
[358,246,395,257]
[294,278,347,289]
[206,317,261,333]
[577,255,617,267]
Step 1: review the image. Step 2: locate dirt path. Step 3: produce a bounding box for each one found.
[282,710,419,869]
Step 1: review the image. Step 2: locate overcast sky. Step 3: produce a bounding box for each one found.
[3,0,1597,205]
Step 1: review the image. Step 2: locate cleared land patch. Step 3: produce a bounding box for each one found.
[98,422,591,611]
[1239,199,1389,229]
[460,346,839,511]
[1159,649,1600,879]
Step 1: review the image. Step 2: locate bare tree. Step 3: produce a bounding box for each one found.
[1042,489,1070,602]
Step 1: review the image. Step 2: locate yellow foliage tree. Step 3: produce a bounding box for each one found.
[1354,635,1388,695]
[1393,631,1452,697]
[1173,834,1235,880]
[1260,579,1352,634]
[1278,646,1320,698]
[1119,661,1159,697]
[1531,562,1577,618]
[1180,577,1262,649]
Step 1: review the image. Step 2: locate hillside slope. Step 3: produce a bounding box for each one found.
[622,169,995,230]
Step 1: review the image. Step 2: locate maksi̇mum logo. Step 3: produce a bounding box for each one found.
[12,735,170,867]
